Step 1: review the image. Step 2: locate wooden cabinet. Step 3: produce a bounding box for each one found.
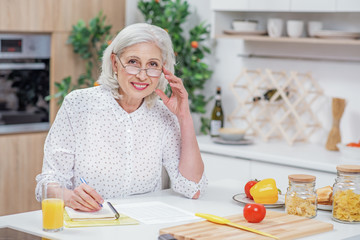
[0,0,54,32]
[0,132,47,216]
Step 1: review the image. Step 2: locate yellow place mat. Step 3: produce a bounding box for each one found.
[64,211,139,228]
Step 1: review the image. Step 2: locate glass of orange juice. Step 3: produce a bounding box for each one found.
[41,182,64,232]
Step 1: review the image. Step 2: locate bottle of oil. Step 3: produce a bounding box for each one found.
[253,88,289,102]
[210,87,224,137]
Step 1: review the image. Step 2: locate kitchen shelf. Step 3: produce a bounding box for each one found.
[216,34,360,45]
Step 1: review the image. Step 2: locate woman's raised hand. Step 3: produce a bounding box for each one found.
[155,67,191,119]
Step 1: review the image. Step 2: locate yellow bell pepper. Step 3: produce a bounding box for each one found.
[250,178,278,204]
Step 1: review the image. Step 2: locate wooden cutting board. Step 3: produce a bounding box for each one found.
[160,211,333,240]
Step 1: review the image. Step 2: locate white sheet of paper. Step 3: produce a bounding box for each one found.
[114,201,199,224]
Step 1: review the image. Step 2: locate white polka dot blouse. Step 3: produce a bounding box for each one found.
[35,85,208,201]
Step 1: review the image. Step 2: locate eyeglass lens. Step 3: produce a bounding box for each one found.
[125,66,162,77]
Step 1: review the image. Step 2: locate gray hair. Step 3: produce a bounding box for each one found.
[98,23,175,108]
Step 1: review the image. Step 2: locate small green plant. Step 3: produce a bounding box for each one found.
[46,11,112,105]
[138,0,213,134]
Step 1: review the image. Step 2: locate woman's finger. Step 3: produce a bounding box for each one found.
[74,185,101,210]
[155,89,169,103]
[69,193,95,212]
[163,67,182,84]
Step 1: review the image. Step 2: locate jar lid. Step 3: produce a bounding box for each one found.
[288,174,316,182]
[336,165,360,173]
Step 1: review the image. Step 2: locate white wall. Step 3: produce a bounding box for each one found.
[126,0,360,144]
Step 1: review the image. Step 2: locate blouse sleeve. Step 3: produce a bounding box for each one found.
[35,97,76,202]
[161,115,208,198]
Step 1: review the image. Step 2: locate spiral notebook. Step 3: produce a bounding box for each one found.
[64,202,138,228]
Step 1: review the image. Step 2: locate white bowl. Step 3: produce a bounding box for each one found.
[337,143,360,160]
[218,128,245,141]
[232,20,258,32]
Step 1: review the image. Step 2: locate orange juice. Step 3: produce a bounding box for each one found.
[42,198,64,231]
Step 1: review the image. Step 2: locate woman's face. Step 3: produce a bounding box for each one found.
[112,42,163,102]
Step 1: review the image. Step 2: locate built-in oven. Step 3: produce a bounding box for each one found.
[0,34,50,130]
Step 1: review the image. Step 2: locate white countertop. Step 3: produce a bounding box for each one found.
[0,179,359,240]
[197,136,359,174]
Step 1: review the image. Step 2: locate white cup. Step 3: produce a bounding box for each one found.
[307,21,323,37]
[287,20,304,38]
[267,18,284,38]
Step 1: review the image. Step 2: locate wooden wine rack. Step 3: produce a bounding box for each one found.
[228,68,324,145]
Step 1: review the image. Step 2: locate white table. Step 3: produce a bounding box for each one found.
[0,179,359,240]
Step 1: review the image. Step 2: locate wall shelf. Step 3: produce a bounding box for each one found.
[216,34,360,46]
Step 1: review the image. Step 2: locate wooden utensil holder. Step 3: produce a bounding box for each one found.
[325,98,346,151]
[229,68,324,145]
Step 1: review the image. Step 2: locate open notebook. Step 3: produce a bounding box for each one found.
[64,201,139,228]
[65,202,116,221]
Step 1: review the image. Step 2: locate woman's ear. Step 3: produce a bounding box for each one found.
[110,53,118,74]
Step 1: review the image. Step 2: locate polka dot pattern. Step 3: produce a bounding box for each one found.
[35,86,207,201]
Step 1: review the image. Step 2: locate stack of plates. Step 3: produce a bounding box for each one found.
[314,30,360,40]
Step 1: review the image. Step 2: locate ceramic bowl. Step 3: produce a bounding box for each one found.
[337,143,360,160]
[232,20,258,32]
[218,128,245,141]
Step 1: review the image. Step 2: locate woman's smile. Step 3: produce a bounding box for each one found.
[131,82,149,90]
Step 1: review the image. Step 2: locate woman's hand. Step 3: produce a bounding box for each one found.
[64,184,104,212]
[155,67,191,119]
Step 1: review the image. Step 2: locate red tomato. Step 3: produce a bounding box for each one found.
[243,203,266,223]
[244,180,258,200]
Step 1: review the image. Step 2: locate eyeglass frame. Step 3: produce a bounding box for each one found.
[113,53,163,78]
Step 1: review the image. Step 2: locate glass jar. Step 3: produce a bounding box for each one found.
[285,174,317,218]
[332,165,360,223]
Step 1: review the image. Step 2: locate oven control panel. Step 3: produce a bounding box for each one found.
[0,34,50,59]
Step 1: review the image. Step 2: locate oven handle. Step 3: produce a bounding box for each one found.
[0,62,46,70]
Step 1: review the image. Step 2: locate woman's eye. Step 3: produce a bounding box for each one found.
[128,59,139,65]
[149,61,159,68]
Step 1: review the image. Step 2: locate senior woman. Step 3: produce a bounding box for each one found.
[35,23,207,212]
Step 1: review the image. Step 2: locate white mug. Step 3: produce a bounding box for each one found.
[307,21,323,37]
[287,20,304,38]
[267,18,283,38]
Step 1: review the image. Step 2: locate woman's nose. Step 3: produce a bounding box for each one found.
[136,69,148,81]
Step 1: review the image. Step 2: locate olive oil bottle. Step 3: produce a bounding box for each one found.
[210,87,224,137]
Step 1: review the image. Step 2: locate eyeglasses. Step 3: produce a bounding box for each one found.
[115,55,163,78]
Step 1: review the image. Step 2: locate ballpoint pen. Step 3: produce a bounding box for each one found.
[107,202,120,220]
[80,177,103,207]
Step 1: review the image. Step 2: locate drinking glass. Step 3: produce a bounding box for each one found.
[41,182,64,232]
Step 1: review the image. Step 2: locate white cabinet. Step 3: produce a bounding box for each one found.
[336,0,360,12]
[210,0,248,11]
[250,161,336,193]
[201,152,250,183]
[201,152,336,193]
[291,0,336,12]
[248,0,290,11]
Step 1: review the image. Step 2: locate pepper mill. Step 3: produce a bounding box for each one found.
[325,97,346,151]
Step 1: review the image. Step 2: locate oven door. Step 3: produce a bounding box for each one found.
[0,59,49,125]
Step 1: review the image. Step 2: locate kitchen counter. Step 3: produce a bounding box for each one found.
[0,179,359,240]
[0,122,49,135]
[197,135,359,174]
